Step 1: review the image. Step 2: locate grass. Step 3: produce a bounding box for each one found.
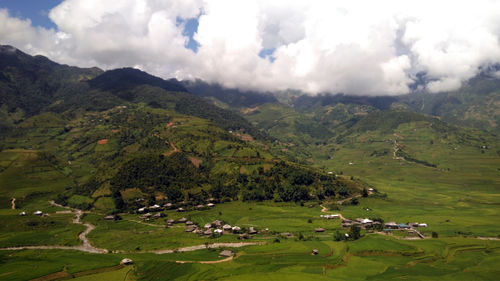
[1,105,499,279]
[0,203,84,247]
[301,120,500,238]
[71,266,135,281]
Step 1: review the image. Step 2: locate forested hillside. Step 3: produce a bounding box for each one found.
[0,45,365,213]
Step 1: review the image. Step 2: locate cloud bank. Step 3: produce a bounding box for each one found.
[1,0,500,95]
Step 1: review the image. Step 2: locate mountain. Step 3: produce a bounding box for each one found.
[278,76,500,134]
[398,75,500,133]
[88,67,187,93]
[0,45,366,213]
[182,79,278,109]
[0,45,102,124]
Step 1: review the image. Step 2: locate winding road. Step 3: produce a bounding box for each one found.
[153,242,264,254]
[0,201,263,256]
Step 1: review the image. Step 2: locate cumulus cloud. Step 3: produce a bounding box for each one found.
[1,0,500,95]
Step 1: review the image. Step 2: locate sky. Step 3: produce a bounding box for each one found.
[1,0,500,96]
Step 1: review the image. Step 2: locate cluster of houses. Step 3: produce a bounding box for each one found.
[340,218,428,234]
[138,212,165,221]
[341,218,382,229]
[136,200,217,214]
[383,222,427,231]
[134,201,217,222]
[165,218,257,239]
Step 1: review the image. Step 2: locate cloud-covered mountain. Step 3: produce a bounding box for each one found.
[1,0,500,96]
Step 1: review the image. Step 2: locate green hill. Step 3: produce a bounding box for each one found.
[0,45,365,213]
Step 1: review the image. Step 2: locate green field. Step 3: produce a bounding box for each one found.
[0,235,498,280]
[1,48,499,280]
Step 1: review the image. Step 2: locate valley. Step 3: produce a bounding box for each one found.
[0,45,499,280]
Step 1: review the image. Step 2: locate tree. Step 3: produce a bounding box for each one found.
[350,198,359,205]
[333,230,344,241]
[362,188,368,198]
[348,225,361,240]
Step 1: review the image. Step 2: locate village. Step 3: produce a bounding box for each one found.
[320,213,428,238]
[96,195,431,241]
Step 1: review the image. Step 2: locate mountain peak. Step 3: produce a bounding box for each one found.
[87,67,187,93]
[0,45,18,54]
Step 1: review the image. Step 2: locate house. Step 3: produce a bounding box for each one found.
[153,213,164,219]
[104,215,116,220]
[208,198,217,203]
[121,258,133,265]
[398,223,409,229]
[418,223,428,227]
[341,222,352,228]
[166,219,174,224]
[213,220,223,227]
[177,217,187,223]
[281,232,293,237]
[204,229,213,236]
[322,214,340,219]
[19,211,26,216]
[409,222,419,228]
[248,227,258,234]
[142,213,152,218]
[177,207,185,212]
[185,226,197,232]
[163,203,173,209]
[149,204,160,210]
[207,203,215,207]
[223,224,232,231]
[219,250,234,257]
[312,249,319,255]
[342,219,352,223]
[232,226,241,233]
[361,218,373,224]
[34,210,43,216]
[195,204,205,210]
[238,233,249,240]
[204,223,212,229]
[214,229,223,235]
[384,222,398,229]
[368,188,374,192]
[315,228,325,232]
[138,207,146,213]
[185,220,194,226]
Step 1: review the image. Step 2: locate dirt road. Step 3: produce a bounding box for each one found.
[154,242,264,254]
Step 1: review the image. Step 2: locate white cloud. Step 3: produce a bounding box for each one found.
[1,0,500,95]
[427,77,462,93]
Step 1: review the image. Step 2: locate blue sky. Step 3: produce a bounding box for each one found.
[0,0,272,58]
[0,0,63,29]
[0,0,205,53]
